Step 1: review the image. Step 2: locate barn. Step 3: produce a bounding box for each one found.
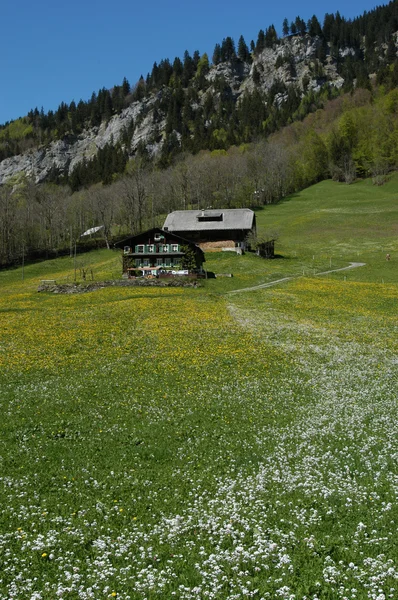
[163,208,256,251]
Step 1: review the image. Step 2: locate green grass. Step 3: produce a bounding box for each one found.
[203,173,398,291]
[0,176,397,599]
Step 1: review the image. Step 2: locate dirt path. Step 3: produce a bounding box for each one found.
[226,262,366,295]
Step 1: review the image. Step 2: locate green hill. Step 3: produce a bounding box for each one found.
[0,176,396,598]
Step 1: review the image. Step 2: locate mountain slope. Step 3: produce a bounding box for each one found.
[0,1,397,186]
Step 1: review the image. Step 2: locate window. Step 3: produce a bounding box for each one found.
[135,259,143,267]
[148,244,155,253]
[143,259,150,266]
[163,244,169,252]
[136,244,145,253]
[197,211,223,222]
[165,257,171,267]
[171,244,179,252]
[156,258,163,266]
[124,246,131,254]
[154,233,164,242]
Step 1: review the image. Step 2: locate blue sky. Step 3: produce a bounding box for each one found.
[0,0,385,125]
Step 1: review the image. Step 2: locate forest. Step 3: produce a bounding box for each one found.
[0,0,397,267]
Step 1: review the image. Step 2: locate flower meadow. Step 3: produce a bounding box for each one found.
[0,256,397,599]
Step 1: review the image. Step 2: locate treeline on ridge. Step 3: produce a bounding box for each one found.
[0,0,397,169]
[1,85,397,269]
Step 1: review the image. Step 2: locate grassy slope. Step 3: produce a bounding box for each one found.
[0,176,397,599]
[204,174,398,292]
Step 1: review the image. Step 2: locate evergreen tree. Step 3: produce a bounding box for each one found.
[212,43,222,65]
[307,15,322,37]
[150,62,160,88]
[323,13,335,40]
[122,77,130,96]
[299,18,307,36]
[182,51,195,86]
[193,50,201,70]
[132,76,146,102]
[220,37,236,61]
[265,25,278,48]
[172,57,184,79]
[256,30,265,54]
[237,35,250,62]
[282,18,290,37]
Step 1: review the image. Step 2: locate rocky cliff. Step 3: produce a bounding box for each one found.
[0,33,389,186]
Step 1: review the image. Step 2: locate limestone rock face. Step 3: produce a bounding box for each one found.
[0,34,378,185]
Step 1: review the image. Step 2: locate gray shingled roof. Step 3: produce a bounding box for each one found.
[163,209,255,232]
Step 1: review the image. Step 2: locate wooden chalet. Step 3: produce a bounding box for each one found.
[163,208,256,251]
[115,228,205,277]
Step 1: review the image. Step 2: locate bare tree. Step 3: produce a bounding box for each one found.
[86,184,115,249]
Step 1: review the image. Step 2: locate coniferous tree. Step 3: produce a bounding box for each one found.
[193,50,201,70]
[172,57,184,80]
[212,43,222,65]
[182,51,195,86]
[307,15,322,37]
[282,18,290,36]
[299,18,307,36]
[122,77,130,96]
[238,35,250,62]
[132,76,146,102]
[220,37,236,61]
[264,25,278,48]
[256,30,265,54]
[150,62,160,88]
[323,13,335,40]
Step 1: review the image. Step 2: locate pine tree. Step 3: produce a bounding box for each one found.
[282,18,290,37]
[212,43,222,65]
[256,30,265,54]
[220,37,236,61]
[265,25,278,48]
[307,15,322,37]
[182,51,195,86]
[238,35,250,62]
[172,57,183,79]
[122,77,130,96]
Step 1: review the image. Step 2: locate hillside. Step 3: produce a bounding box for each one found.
[0,1,397,186]
[0,176,396,598]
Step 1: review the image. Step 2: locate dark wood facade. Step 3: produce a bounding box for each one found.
[115,228,205,276]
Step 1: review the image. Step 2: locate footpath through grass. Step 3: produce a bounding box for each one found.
[0,176,397,599]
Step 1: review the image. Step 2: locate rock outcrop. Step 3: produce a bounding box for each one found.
[0,34,384,185]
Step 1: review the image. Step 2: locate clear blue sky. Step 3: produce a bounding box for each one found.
[0,0,385,125]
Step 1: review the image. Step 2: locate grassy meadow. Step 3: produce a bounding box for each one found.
[0,175,397,599]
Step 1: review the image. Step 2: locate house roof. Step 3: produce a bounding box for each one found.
[163,209,255,232]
